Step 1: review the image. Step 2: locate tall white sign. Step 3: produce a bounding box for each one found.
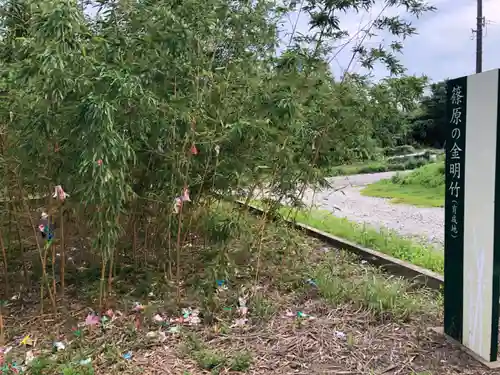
[444,68,500,363]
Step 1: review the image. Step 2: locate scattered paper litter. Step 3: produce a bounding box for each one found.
[237,296,248,316]
[79,358,92,365]
[178,308,200,325]
[1,347,12,355]
[53,341,66,351]
[20,335,33,346]
[153,314,164,323]
[132,302,145,312]
[306,278,318,287]
[231,318,248,328]
[284,310,315,320]
[122,351,133,360]
[85,313,100,326]
[296,311,315,319]
[335,331,346,339]
[216,280,228,292]
[25,350,35,364]
[168,326,181,334]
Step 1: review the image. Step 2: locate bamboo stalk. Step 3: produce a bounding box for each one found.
[15,177,56,313]
[60,207,65,295]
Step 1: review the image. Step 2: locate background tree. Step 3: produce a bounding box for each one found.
[408,81,447,148]
[369,75,428,148]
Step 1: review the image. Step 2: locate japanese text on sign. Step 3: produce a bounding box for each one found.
[448,84,464,239]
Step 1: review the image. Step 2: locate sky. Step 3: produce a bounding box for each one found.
[282,0,500,83]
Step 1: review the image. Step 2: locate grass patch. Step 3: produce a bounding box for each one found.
[311,252,442,320]
[292,209,444,274]
[330,156,434,176]
[361,162,444,207]
[251,203,444,274]
[182,332,253,373]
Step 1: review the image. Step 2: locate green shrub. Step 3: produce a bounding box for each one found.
[396,162,445,188]
[383,145,416,156]
[363,161,445,207]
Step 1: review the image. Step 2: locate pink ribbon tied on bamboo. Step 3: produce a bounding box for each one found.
[173,188,191,214]
[190,143,198,155]
[53,185,69,202]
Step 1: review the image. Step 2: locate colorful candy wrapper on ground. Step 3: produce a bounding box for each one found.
[53,185,69,202]
[132,302,145,312]
[296,311,315,320]
[13,363,24,373]
[178,308,200,325]
[85,313,100,326]
[0,347,14,369]
[72,327,82,337]
[153,314,164,323]
[122,351,132,360]
[20,335,33,346]
[306,279,318,287]
[216,280,228,292]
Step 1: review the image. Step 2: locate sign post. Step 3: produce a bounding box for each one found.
[443,68,500,365]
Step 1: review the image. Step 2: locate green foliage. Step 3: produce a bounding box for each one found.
[392,162,445,188]
[409,81,448,148]
[300,0,435,75]
[0,0,436,310]
[384,145,416,157]
[313,253,440,320]
[362,162,445,207]
[330,157,430,176]
[228,351,253,372]
[182,332,253,373]
[368,76,428,148]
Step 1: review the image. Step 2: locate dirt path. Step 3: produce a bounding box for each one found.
[302,171,444,247]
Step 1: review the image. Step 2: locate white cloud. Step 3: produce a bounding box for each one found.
[281,0,500,82]
[401,0,500,81]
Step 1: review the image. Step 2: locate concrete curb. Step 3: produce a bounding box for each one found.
[237,201,444,291]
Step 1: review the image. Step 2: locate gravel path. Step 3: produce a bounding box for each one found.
[302,172,444,248]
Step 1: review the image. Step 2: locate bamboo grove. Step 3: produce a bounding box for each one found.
[0,0,434,311]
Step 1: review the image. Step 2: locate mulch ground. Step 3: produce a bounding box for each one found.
[1,291,498,375]
[0,210,496,374]
[118,302,499,374]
